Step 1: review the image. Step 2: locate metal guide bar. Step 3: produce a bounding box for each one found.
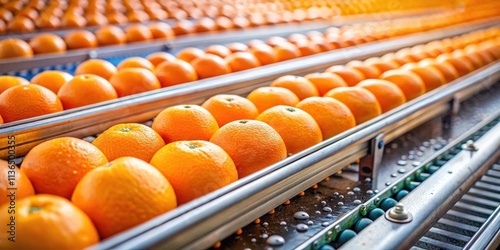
[297,110,500,250]
[1,21,499,158]
[341,121,500,250]
[90,63,499,249]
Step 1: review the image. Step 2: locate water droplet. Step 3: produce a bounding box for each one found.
[307,220,314,225]
[326,214,334,218]
[315,210,321,215]
[339,195,344,199]
[364,178,372,182]
[400,155,407,160]
[280,221,287,226]
[391,173,398,177]
[263,222,269,227]
[391,143,398,149]
[347,191,355,196]
[251,238,257,243]
[320,201,327,205]
[408,150,415,155]
[337,202,344,206]
[353,199,362,205]
[353,187,361,192]
[294,211,310,220]
[417,151,424,157]
[266,235,285,246]
[322,222,329,226]
[333,192,339,196]
[366,190,374,195]
[412,161,421,167]
[408,155,415,160]
[296,224,309,232]
[346,187,351,190]
[260,234,269,239]
[244,248,252,250]
[423,141,430,147]
[398,169,406,174]
[397,160,407,166]
[385,182,391,186]
[323,207,333,212]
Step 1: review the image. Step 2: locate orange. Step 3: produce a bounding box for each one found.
[0,75,29,94]
[0,114,2,124]
[453,50,483,69]
[274,42,300,62]
[364,58,399,74]
[173,19,194,36]
[403,64,446,92]
[22,137,108,199]
[418,58,459,83]
[266,36,288,47]
[201,94,259,127]
[64,30,98,50]
[226,42,249,53]
[194,17,217,33]
[74,59,117,80]
[436,54,474,77]
[146,52,176,67]
[247,86,300,113]
[304,72,348,96]
[30,70,73,94]
[177,47,205,63]
[61,14,86,28]
[325,65,365,86]
[92,123,164,162]
[191,54,231,79]
[297,42,321,57]
[116,57,155,71]
[58,74,118,109]
[205,44,232,58]
[155,59,198,87]
[152,104,219,143]
[95,25,126,46]
[29,33,67,54]
[148,22,175,40]
[250,43,277,65]
[210,120,287,178]
[324,87,382,124]
[109,68,160,97]
[380,69,426,101]
[0,159,34,204]
[72,157,176,239]
[7,16,35,33]
[296,97,356,139]
[225,52,261,72]
[125,24,153,43]
[0,194,99,249]
[357,79,407,113]
[345,60,381,79]
[0,38,33,59]
[257,105,322,154]
[270,75,319,100]
[0,84,63,123]
[150,141,237,204]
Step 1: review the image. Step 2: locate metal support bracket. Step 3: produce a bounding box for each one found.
[443,94,460,129]
[358,133,385,188]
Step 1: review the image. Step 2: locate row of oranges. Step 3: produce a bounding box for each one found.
[2,3,500,60]
[0,0,467,33]
[1,26,498,249]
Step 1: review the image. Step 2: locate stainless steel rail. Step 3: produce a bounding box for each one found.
[89,61,500,249]
[1,19,498,158]
[465,203,500,250]
[341,122,500,250]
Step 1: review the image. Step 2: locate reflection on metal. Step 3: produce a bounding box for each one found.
[359,133,385,188]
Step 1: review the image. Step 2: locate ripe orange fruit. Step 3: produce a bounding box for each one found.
[247,86,300,113]
[194,17,217,33]
[64,30,98,50]
[29,33,67,54]
[125,24,153,43]
[304,72,348,96]
[95,25,126,46]
[61,14,86,28]
[148,22,174,40]
[225,52,261,72]
[403,64,446,92]
[173,19,194,36]
[205,44,232,58]
[250,43,277,65]
[116,57,155,71]
[0,75,29,94]
[58,74,118,109]
[177,47,205,63]
[109,68,160,97]
[0,38,33,59]
[210,120,287,178]
[30,70,73,94]
[72,157,176,239]
[297,42,321,57]
[270,75,319,100]
[0,159,34,204]
[92,123,164,162]
[357,79,407,113]
[296,97,356,139]
[155,59,198,87]
[345,60,381,79]
[274,42,300,62]
[364,58,399,74]
[74,59,117,80]
[150,141,237,204]
[0,84,63,123]
[418,58,459,83]
[201,94,259,127]
[257,105,322,154]
[7,16,35,33]
[146,52,176,67]
[191,54,231,79]
[22,137,108,199]
[324,87,382,124]
[325,65,365,86]
[226,42,249,53]
[0,194,99,249]
[152,104,219,143]
[380,69,426,101]
[436,54,474,77]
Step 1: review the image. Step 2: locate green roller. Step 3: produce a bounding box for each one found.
[396,190,409,201]
[368,208,385,220]
[337,229,357,245]
[354,218,373,232]
[379,198,397,211]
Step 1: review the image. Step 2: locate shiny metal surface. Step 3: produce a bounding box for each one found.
[341,123,500,250]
